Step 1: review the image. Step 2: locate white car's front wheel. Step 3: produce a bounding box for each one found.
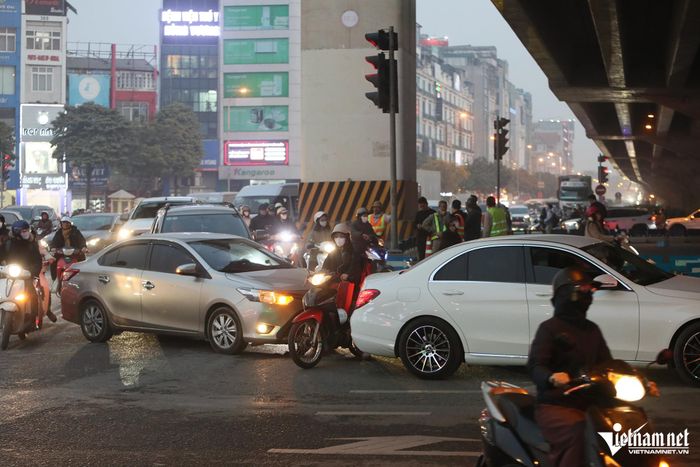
[398,318,462,380]
[674,323,700,386]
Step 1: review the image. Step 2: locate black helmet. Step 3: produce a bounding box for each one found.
[11,220,29,236]
[552,267,599,300]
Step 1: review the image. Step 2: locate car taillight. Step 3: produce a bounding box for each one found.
[355,289,380,309]
[62,267,79,282]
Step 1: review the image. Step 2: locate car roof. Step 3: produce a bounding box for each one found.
[465,234,599,249]
[71,213,118,218]
[136,232,246,242]
[138,196,193,204]
[161,204,240,215]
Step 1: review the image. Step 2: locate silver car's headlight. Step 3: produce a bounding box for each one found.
[236,288,294,305]
[87,238,101,247]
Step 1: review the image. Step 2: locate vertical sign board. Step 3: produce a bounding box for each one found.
[20,104,64,189]
[223,72,289,98]
[223,106,289,132]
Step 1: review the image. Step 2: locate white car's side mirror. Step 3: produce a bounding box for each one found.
[594,273,618,289]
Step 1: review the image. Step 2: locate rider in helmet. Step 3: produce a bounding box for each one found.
[35,211,53,238]
[584,205,615,242]
[350,207,378,252]
[49,217,87,280]
[322,223,364,287]
[3,220,55,324]
[306,211,332,246]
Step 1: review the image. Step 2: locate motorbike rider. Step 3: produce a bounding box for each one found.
[584,205,616,242]
[2,220,56,324]
[350,207,378,253]
[49,217,87,281]
[240,205,251,229]
[0,214,8,245]
[270,206,298,236]
[323,223,364,290]
[249,203,275,233]
[304,211,333,271]
[528,267,658,467]
[35,211,53,238]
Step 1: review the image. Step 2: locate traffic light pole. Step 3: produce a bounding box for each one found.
[388,26,398,252]
[494,120,501,205]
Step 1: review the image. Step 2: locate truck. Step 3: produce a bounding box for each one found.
[557,175,593,211]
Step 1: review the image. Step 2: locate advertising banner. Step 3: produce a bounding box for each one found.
[25,0,65,16]
[68,74,110,107]
[198,139,219,171]
[161,9,220,44]
[0,0,20,14]
[224,106,288,132]
[20,104,63,142]
[223,72,288,98]
[223,5,289,30]
[68,162,109,188]
[223,38,289,65]
[223,140,288,166]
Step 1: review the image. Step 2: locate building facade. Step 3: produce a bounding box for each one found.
[507,83,532,170]
[0,0,21,201]
[416,33,475,166]
[160,0,220,192]
[531,119,575,175]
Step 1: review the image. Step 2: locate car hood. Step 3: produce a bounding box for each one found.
[225,267,309,292]
[121,218,153,234]
[646,275,700,299]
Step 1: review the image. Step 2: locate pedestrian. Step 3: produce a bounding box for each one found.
[654,207,667,234]
[482,196,508,237]
[464,195,482,241]
[450,200,466,240]
[438,220,463,251]
[368,200,390,242]
[240,205,251,228]
[422,200,448,255]
[413,197,434,261]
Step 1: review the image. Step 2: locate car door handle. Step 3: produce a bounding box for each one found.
[442,290,464,296]
[142,281,155,290]
[535,292,550,297]
[98,275,110,284]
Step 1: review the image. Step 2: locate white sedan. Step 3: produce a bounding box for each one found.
[351,234,700,383]
[665,209,700,236]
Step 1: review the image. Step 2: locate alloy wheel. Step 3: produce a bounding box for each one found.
[83,305,104,338]
[212,314,237,349]
[682,331,700,380]
[292,321,323,364]
[405,325,451,374]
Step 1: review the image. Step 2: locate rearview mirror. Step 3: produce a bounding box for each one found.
[175,263,200,277]
[594,273,618,289]
[119,212,129,222]
[253,229,269,242]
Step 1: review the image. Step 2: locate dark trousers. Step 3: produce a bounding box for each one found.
[416,234,428,260]
[535,404,587,467]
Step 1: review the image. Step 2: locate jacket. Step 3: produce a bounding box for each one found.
[438,229,462,251]
[249,214,275,232]
[3,237,43,278]
[322,242,364,285]
[305,225,332,247]
[485,206,508,237]
[350,219,377,252]
[49,227,86,250]
[584,220,614,242]
[414,208,435,241]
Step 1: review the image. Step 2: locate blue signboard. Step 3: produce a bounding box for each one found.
[68,74,111,107]
[199,139,219,171]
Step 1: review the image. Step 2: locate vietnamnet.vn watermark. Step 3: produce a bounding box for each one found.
[599,423,690,456]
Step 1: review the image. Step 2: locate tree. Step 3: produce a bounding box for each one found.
[418,157,470,194]
[0,120,15,158]
[114,122,168,197]
[51,103,133,207]
[153,103,203,195]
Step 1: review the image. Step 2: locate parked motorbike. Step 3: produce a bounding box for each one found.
[476,351,671,467]
[0,264,44,350]
[303,241,336,272]
[51,247,84,295]
[288,272,365,368]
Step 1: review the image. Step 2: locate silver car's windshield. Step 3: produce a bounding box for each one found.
[583,242,673,286]
[71,215,116,231]
[189,239,291,273]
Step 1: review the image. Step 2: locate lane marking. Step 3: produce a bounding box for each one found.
[350,389,479,394]
[268,435,481,457]
[315,411,431,416]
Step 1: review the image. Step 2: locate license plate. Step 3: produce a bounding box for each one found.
[65,258,72,264]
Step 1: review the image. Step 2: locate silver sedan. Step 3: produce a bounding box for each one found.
[60,233,309,354]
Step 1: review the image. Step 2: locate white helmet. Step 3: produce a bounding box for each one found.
[61,216,72,224]
[332,223,351,236]
[313,211,327,223]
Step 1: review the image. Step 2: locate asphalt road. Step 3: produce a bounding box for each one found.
[1,309,700,466]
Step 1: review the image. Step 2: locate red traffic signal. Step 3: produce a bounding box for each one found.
[365,30,398,51]
[597,154,608,164]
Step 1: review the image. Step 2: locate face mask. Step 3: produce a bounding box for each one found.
[281,214,288,220]
[361,216,369,223]
[334,237,346,247]
[319,220,328,227]
[62,225,71,231]
[20,231,31,240]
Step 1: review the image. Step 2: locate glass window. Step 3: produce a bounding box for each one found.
[117,101,149,123]
[189,239,291,273]
[132,200,191,220]
[161,213,248,237]
[31,66,53,92]
[0,66,15,95]
[70,215,116,231]
[149,243,195,274]
[0,27,16,52]
[467,247,524,283]
[529,247,602,285]
[583,243,673,286]
[433,253,468,281]
[26,30,61,50]
[99,243,149,270]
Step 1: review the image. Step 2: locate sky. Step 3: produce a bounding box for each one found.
[66,0,600,171]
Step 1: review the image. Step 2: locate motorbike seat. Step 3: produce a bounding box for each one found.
[496,393,550,453]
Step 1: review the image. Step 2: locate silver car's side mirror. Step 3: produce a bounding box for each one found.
[175,263,199,277]
[593,273,618,289]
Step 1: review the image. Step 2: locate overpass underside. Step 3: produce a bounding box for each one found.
[493,0,700,208]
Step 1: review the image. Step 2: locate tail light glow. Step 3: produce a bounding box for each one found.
[62,267,80,282]
[355,289,380,309]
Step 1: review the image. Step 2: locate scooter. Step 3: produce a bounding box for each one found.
[51,247,84,295]
[366,238,392,272]
[267,231,302,266]
[303,241,336,272]
[287,271,367,368]
[476,351,672,467]
[0,264,43,350]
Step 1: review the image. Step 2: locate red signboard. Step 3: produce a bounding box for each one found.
[420,37,449,47]
[25,0,65,16]
[595,184,607,196]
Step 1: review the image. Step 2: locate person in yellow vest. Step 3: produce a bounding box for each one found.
[483,196,508,237]
[369,200,390,241]
[422,200,449,256]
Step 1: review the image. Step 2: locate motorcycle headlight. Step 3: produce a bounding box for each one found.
[309,273,331,286]
[87,238,101,247]
[274,244,285,255]
[320,241,336,254]
[7,264,22,278]
[290,244,298,254]
[278,231,294,243]
[117,228,132,240]
[609,372,645,402]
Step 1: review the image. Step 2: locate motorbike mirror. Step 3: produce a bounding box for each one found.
[119,212,130,222]
[655,349,673,365]
[175,263,200,277]
[593,273,618,289]
[253,229,269,242]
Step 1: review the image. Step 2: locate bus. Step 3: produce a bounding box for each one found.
[558,175,593,211]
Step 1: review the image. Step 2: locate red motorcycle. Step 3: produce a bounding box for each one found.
[288,268,372,369]
[51,247,85,295]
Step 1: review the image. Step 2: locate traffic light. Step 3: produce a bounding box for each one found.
[494,117,510,160]
[598,165,609,184]
[365,29,398,113]
[1,152,15,181]
[597,154,608,164]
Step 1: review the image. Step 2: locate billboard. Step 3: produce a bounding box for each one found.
[223,38,289,65]
[223,72,288,98]
[223,5,289,30]
[198,139,219,172]
[223,141,288,166]
[68,74,110,107]
[161,9,219,44]
[20,104,63,142]
[224,106,288,132]
[0,0,20,14]
[68,162,109,188]
[25,0,65,15]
